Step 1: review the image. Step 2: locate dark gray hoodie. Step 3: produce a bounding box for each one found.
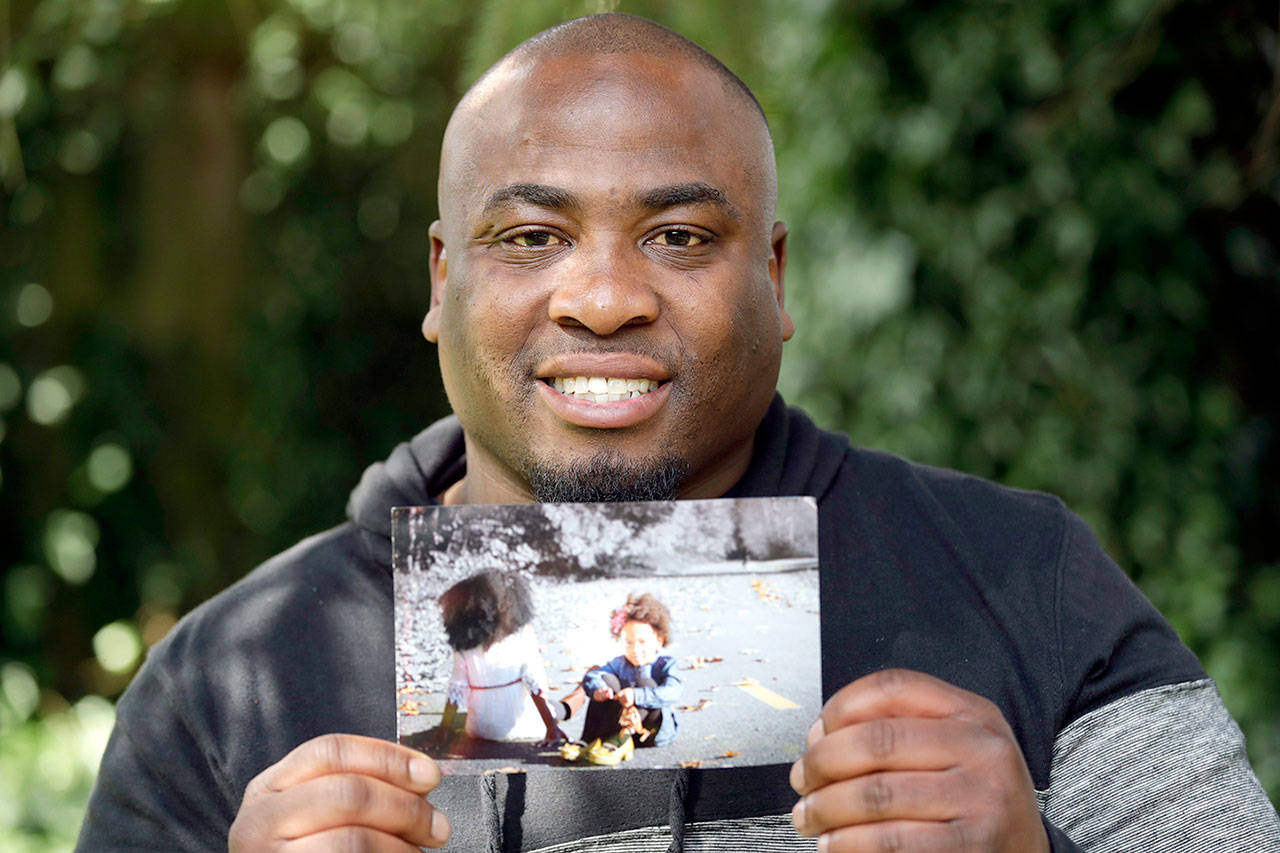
[77,397,1277,851]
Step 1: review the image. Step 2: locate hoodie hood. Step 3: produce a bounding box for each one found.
[345,414,466,568]
[726,393,850,500]
[345,394,850,568]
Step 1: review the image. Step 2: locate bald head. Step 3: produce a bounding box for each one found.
[508,13,769,130]
[437,13,776,236]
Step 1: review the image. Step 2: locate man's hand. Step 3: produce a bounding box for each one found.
[616,687,635,708]
[229,733,450,851]
[790,669,1048,852]
[592,686,615,703]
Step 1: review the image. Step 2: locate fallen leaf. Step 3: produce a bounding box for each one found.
[680,760,703,768]
[719,750,740,759]
[750,579,782,603]
[679,698,714,712]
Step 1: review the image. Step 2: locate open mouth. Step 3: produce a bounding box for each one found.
[543,376,665,403]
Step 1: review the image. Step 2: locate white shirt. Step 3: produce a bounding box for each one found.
[446,624,550,741]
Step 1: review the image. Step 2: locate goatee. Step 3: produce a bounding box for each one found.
[525,451,689,503]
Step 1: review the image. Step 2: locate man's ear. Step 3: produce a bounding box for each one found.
[422,220,446,343]
[770,220,795,342]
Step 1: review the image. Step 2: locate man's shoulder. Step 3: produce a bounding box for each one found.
[762,399,1068,533]
[825,438,1071,552]
[845,444,1066,516]
[95,521,394,835]
[154,523,371,654]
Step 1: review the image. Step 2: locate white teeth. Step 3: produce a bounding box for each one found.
[550,376,659,401]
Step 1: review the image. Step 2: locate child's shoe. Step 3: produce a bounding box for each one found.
[585,734,634,766]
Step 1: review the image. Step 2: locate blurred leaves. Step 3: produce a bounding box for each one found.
[1,0,1278,845]
[0,677,114,852]
[770,0,1280,797]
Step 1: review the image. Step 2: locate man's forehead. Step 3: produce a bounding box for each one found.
[440,51,771,221]
[464,53,737,145]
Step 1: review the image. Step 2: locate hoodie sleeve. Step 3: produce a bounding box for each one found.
[76,654,235,851]
[1039,512,1280,850]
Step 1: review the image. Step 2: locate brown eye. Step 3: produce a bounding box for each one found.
[652,229,704,247]
[510,231,560,247]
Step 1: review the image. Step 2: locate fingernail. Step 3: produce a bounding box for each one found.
[807,718,824,746]
[789,758,805,794]
[430,808,451,841]
[791,797,807,834]
[818,832,829,853]
[410,758,435,786]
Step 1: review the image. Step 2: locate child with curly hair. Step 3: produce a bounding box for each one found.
[436,571,564,745]
[561,592,682,765]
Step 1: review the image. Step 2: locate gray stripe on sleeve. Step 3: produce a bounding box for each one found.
[1038,678,1280,851]
[530,814,815,852]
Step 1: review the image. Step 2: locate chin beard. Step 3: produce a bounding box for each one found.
[525,451,689,503]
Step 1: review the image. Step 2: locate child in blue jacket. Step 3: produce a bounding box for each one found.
[562,593,682,764]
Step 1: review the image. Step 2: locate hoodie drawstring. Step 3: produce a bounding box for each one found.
[667,766,690,853]
[482,773,502,853]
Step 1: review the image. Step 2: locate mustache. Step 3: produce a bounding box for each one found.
[514,339,679,374]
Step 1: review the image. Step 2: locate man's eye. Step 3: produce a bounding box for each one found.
[651,229,705,247]
[509,231,561,247]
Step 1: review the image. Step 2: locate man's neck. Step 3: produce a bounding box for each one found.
[437,478,467,506]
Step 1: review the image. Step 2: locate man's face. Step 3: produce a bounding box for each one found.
[425,52,792,503]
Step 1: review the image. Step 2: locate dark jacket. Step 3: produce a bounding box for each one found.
[77,396,1277,852]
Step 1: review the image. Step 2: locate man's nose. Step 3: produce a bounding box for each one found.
[547,242,660,335]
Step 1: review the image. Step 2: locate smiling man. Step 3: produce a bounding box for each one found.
[424,34,789,507]
[78,13,1279,853]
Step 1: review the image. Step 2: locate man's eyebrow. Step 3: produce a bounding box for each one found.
[638,182,738,219]
[482,183,580,215]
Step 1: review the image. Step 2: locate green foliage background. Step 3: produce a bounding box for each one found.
[1,0,1277,846]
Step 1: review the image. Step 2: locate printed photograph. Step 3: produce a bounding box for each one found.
[393,497,819,774]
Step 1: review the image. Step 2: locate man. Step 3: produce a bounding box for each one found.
[78,13,1279,852]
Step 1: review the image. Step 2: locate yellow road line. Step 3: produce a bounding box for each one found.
[735,681,800,710]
